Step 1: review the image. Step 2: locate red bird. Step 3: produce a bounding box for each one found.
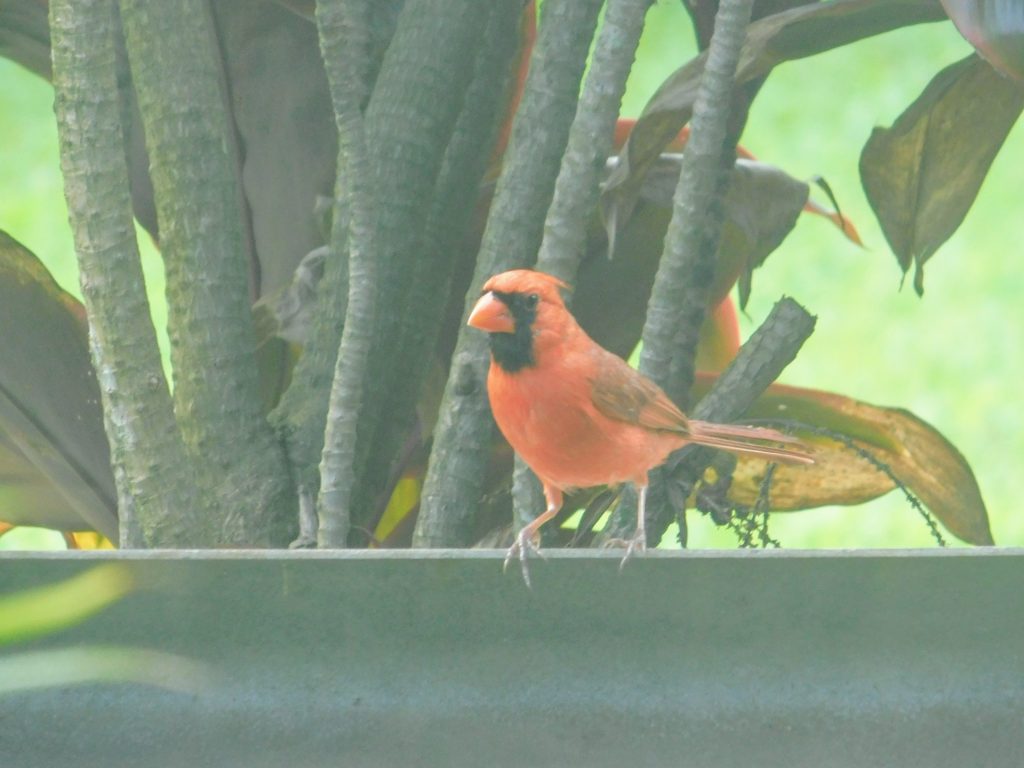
[468,269,813,583]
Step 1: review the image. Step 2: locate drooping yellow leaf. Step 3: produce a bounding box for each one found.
[692,374,993,545]
[67,531,116,550]
[373,476,421,546]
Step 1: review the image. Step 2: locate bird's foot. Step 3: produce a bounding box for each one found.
[289,533,318,549]
[503,529,546,589]
[619,532,647,572]
[290,486,318,549]
[602,533,647,571]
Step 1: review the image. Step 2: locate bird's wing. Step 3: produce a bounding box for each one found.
[587,349,691,435]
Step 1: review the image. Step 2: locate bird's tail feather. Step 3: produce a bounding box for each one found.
[689,421,813,465]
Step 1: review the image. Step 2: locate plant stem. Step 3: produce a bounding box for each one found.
[314,0,377,547]
[415,0,605,548]
[272,0,491,538]
[120,0,295,545]
[348,0,524,542]
[50,0,202,546]
[638,0,755,407]
[615,0,754,548]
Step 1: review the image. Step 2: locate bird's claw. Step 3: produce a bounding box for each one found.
[619,533,646,572]
[288,533,318,550]
[503,530,545,588]
[602,533,648,571]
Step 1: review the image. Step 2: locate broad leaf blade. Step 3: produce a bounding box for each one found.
[0,232,116,537]
[723,160,808,308]
[604,0,948,220]
[630,154,808,307]
[0,0,51,78]
[692,374,993,546]
[860,54,1024,294]
[696,297,742,373]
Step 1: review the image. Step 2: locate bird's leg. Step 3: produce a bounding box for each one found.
[504,485,562,588]
[289,484,318,549]
[619,484,648,571]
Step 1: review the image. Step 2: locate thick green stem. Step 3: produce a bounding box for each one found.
[268,216,349,498]
[50,0,203,546]
[638,0,755,407]
[351,0,523,539]
[265,2,403,499]
[535,0,653,284]
[341,0,491,541]
[119,0,294,545]
[415,0,604,548]
[618,0,754,548]
[271,0,490,541]
[314,0,378,547]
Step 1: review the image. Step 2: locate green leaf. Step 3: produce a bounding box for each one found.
[632,155,809,308]
[0,0,51,78]
[0,231,117,537]
[603,0,948,223]
[0,646,212,695]
[0,564,133,645]
[859,54,1024,294]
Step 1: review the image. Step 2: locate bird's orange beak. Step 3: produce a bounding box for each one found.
[468,291,515,334]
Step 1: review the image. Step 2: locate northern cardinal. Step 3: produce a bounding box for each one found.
[468,269,813,583]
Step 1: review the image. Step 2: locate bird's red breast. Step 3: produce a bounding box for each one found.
[469,270,812,497]
[470,270,690,492]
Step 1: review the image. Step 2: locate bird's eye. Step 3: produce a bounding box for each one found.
[526,293,539,309]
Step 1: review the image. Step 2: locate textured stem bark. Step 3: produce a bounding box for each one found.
[119,0,294,545]
[268,215,350,495]
[620,0,754,547]
[50,0,203,547]
[271,0,490,541]
[315,0,377,547]
[415,0,604,548]
[638,0,755,406]
[341,0,490,543]
[535,0,653,284]
[350,0,524,539]
[268,3,404,498]
[602,297,816,544]
[513,0,654,529]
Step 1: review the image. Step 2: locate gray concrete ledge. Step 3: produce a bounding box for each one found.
[1,549,1020,767]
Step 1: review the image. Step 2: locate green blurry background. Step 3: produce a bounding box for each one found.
[1,3,1019,550]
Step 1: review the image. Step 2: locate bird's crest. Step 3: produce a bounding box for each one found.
[481,269,570,305]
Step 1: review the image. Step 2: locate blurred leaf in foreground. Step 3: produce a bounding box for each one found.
[0,646,211,696]
[0,563,133,645]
